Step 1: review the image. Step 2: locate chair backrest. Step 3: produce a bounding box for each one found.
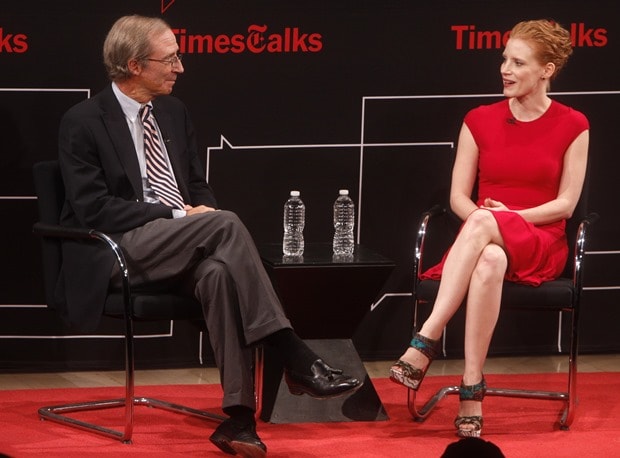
[32,160,65,308]
[560,158,591,279]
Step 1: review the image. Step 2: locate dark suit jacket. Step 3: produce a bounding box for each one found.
[57,84,217,331]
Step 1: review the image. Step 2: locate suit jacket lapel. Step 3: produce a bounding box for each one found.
[99,85,143,200]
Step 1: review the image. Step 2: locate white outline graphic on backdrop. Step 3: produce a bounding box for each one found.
[2,90,619,334]
[207,90,620,314]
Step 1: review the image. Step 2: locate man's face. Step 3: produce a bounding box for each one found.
[137,29,184,98]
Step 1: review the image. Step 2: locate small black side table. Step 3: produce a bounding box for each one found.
[258,243,395,339]
[257,243,395,423]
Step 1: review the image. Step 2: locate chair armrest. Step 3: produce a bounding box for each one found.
[33,222,95,239]
[32,222,125,273]
[583,212,600,226]
[32,221,131,309]
[425,204,447,219]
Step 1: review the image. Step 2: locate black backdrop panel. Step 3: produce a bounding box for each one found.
[208,144,361,245]
[0,200,43,304]
[0,91,87,195]
[1,0,618,370]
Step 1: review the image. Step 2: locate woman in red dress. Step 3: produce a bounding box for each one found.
[389,19,589,437]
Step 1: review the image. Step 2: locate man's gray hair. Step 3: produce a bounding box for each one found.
[103,15,171,81]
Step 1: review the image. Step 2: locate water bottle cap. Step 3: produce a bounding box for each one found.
[290,190,300,197]
[339,189,349,195]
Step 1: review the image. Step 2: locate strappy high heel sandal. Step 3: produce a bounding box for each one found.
[454,377,487,438]
[389,333,440,390]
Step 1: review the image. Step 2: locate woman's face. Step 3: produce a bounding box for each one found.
[501,37,550,98]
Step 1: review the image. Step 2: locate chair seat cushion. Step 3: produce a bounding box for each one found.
[104,293,204,320]
[417,277,574,311]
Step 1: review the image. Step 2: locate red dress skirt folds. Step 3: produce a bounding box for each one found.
[421,99,589,286]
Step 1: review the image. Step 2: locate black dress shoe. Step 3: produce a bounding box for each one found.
[284,358,362,399]
[209,418,267,458]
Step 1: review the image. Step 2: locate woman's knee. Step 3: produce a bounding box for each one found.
[460,209,498,240]
[464,208,496,229]
[474,244,508,281]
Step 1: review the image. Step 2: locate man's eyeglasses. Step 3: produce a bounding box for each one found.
[145,53,183,68]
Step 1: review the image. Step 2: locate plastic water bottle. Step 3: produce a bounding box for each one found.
[333,189,355,255]
[283,190,305,256]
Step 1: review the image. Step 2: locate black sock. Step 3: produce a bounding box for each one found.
[223,405,255,428]
[263,328,319,375]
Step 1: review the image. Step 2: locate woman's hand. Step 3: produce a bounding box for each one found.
[480,198,510,212]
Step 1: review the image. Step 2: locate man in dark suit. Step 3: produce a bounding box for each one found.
[58,15,360,457]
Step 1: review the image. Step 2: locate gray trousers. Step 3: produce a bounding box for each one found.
[115,210,291,410]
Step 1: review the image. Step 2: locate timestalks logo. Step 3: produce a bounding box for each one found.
[0,27,28,53]
[173,24,323,54]
[452,23,608,50]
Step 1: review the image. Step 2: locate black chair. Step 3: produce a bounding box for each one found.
[407,202,597,430]
[32,160,263,444]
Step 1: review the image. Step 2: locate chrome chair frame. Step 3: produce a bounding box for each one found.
[407,205,598,430]
[33,160,263,444]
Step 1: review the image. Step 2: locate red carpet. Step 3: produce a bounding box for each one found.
[1,373,619,457]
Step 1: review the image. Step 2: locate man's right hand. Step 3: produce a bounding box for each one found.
[184,204,217,216]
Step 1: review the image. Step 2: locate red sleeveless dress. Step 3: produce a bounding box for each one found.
[421,99,589,286]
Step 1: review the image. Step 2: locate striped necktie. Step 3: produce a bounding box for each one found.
[139,105,185,210]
